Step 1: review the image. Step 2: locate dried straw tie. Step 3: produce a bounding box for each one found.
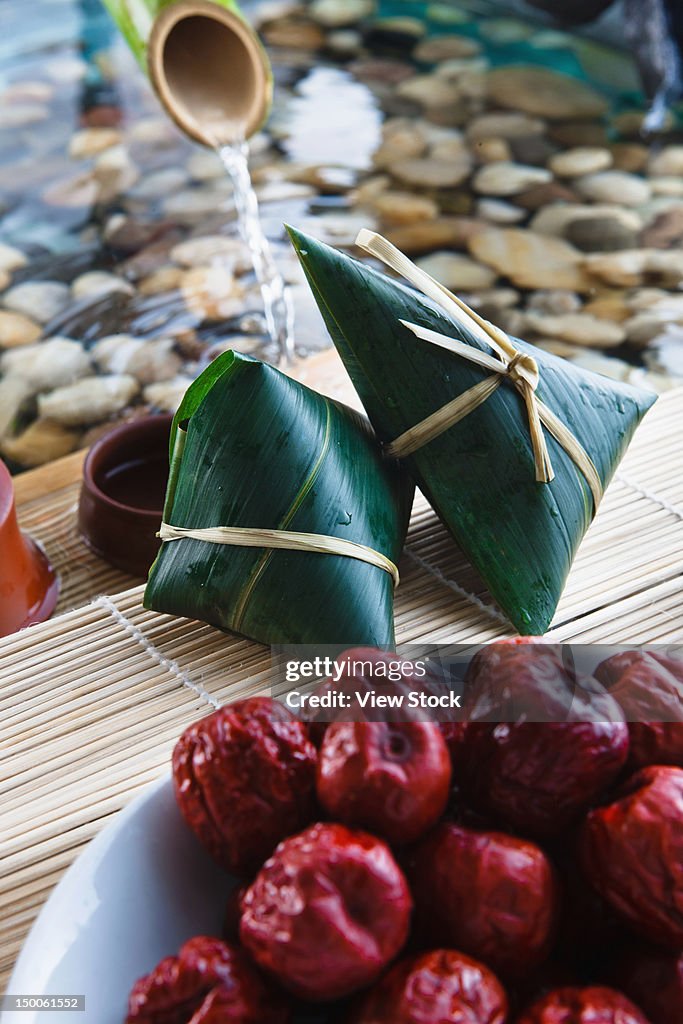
[157,523,400,587]
[356,229,603,512]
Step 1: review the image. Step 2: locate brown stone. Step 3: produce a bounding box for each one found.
[610,142,649,173]
[487,66,608,121]
[385,217,484,255]
[0,311,42,348]
[469,227,591,291]
[640,207,683,249]
[547,121,608,148]
[514,182,579,211]
[262,18,325,49]
[0,419,80,467]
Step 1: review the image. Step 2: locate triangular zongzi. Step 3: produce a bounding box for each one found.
[144,351,414,646]
[288,226,657,636]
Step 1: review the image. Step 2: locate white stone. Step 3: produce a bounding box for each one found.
[392,155,471,188]
[647,146,683,178]
[549,147,612,177]
[91,335,182,385]
[144,377,194,414]
[72,272,134,300]
[38,375,140,426]
[171,235,250,271]
[649,176,683,198]
[0,337,91,393]
[181,267,248,321]
[472,161,552,196]
[310,0,374,27]
[476,198,526,224]
[416,251,497,291]
[575,171,651,207]
[524,312,625,348]
[2,281,70,324]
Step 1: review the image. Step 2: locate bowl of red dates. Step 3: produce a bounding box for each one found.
[8,643,682,1023]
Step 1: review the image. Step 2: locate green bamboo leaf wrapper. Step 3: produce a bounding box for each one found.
[288,227,657,636]
[144,351,414,646]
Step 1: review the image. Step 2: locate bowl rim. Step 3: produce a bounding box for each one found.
[81,414,173,520]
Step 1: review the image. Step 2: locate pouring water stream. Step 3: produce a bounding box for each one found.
[217,140,296,365]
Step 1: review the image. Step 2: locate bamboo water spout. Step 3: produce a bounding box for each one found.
[102,0,272,145]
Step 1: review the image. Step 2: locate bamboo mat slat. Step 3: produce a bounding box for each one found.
[1,379,682,994]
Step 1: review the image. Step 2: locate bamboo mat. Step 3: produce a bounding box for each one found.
[1,377,682,993]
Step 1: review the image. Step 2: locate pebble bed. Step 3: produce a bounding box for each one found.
[1,0,682,470]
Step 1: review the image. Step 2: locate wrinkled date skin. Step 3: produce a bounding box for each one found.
[613,945,683,1024]
[239,822,412,1002]
[595,650,683,769]
[126,936,288,1024]
[410,822,559,978]
[459,644,629,837]
[351,949,508,1024]
[580,765,683,948]
[459,720,628,837]
[317,720,451,845]
[172,697,317,876]
[517,986,650,1024]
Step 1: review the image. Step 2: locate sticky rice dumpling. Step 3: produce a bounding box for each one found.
[289,226,656,635]
[144,351,414,646]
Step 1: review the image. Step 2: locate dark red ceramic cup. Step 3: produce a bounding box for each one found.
[0,459,59,638]
[78,414,173,577]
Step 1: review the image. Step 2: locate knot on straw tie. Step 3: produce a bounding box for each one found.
[355,229,604,511]
[506,351,537,390]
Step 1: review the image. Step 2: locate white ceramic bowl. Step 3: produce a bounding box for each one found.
[2,777,234,1024]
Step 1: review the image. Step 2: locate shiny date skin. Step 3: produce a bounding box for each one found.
[410,822,559,979]
[240,822,412,1002]
[516,985,650,1023]
[317,720,451,845]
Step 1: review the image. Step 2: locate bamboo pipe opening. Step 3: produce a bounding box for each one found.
[148,1,271,147]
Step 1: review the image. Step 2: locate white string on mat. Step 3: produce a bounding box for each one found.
[94,595,221,710]
[403,546,510,627]
[615,473,683,524]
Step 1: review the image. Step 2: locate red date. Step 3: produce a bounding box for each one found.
[126,936,287,1024]
[411,822,559,978]
[595,650,683,769]
[239,822,412,1002]
[612,945,683,1024]
[516,985,650,1023]
[459,720,628,837]
[317,721,451,844]
[580,765,683,948]
[351,949,508,1024]
[172,697,317,876]
[459,645,629,836]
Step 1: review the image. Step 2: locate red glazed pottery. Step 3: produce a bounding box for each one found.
[0,459,59,638]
